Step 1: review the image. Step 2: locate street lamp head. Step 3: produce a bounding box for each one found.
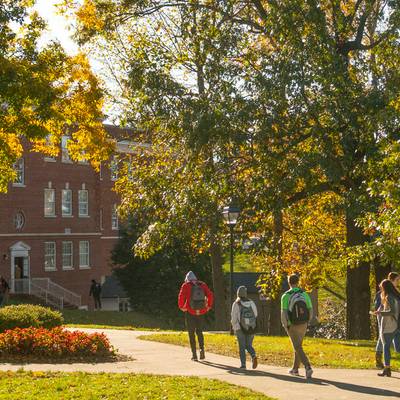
[222,204,241,226]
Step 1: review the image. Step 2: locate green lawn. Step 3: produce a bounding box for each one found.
[62,310,179,331]
[140,332,400,370]
[0,371,274,400]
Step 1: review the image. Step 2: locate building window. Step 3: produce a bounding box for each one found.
[111,204,118,230]
[62,189,72,216]
[110,156,118,181]
[78,190,88,217]
[44,135,56,162]
[79,241,90,268]
[62,241,73,269]
[61,136,71,163]
[44,188,56,217]
[44,242,56,271]
[13,158,24,186]
[119,300,129,312]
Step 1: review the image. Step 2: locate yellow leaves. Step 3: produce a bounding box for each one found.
[75,0,104,33]
[0,130,23,158]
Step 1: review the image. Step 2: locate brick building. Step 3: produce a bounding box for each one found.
[0,125,133,309]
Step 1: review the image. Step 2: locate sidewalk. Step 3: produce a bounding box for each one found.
[0,328,398,400]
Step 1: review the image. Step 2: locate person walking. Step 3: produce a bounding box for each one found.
[178,271,214,361]
[373,279,400,377]
[374,272,400,369]
[281,274,313,379]
[231,285,258,369]
[89,279,102,310]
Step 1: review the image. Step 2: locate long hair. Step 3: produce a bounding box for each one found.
[388,272,399,282]
[380,279,397,307]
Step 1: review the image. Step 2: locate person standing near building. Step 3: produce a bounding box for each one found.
[231,285,258,369]
[0,276,10,307]
[178,271,214,361]
[281,274,313,379]
[89,279,102,310]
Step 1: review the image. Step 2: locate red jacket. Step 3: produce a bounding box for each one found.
[178,280,214,316]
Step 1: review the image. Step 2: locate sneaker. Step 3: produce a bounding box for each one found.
[252,356,258,369]
[191,356,198,361]
[288,369,300,376]
[305,367,313,379]
[200,349,205,360]
[239,365,246,369]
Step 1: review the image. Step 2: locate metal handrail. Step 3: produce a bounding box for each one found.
[30,278,81,307]
[12,278,81,309]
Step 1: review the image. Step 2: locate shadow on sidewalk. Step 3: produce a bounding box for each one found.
[200,361,400,398]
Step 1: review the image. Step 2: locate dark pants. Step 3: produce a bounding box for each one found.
[185,313,204,357]
[94,295,102,310]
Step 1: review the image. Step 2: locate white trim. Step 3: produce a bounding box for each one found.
[44,188,56,217]
[100,236,120,239]
[0,232,102,237]
[62,189,72,217]
[79,240,90,268]
[9,241,31,252]
[78,189,89,217]
[44,241,57,271]
[62,241,73,270]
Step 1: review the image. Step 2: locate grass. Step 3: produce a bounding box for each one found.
[62,310,179,331]
[0,371,275,400]
[140,332,400,370]
[223,252,257,273]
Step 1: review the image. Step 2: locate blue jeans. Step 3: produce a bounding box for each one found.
[376,329,400,352]
[235,330,256,367]
[382,329,400,367]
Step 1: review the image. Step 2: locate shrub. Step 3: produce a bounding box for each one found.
[0,305,63,332]
[0,327,113,358]
[309,299,347,340]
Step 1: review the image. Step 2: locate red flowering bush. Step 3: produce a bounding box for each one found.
[0,327,113,359]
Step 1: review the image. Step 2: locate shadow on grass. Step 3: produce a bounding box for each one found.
[0,354,133,365]
[200,360,400,398]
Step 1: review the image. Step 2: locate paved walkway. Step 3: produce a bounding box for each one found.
[0,329,399,400]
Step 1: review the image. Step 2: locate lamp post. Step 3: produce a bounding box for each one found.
[222,203,240,333]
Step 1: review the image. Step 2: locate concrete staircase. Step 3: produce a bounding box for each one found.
[12,278,82,310]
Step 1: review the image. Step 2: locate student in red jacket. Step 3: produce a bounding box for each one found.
[178,271,214,361]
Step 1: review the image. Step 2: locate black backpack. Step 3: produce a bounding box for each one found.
[288,290,310,325]
[190,282,206,310]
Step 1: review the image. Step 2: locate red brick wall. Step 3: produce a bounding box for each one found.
[0,130,123,308]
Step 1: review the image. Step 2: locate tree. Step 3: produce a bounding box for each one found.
[0,0,112,192]
[64,0,400,338]
[231,0,400,339]
[63,0,253,329]
[112,215,212,325]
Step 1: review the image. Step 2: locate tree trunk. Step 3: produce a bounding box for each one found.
[374,260,391,292]
[345,212,371,339]
[209,241,228,330]
[269,209,283,335]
